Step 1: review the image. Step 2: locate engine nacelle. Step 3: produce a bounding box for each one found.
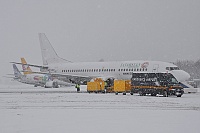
[44,81,59,88]
[90,77,115,87]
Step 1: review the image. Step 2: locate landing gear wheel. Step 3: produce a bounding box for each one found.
[151,93,156,96]
[139,91,143,96]
[163,91,168,97]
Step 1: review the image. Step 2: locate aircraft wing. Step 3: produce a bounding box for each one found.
[51,72,92,78]
[22,70,92,78]
[22,70,114,80]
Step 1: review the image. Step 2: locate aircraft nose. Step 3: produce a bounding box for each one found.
[172,70,190,82]
[184,71,190,80]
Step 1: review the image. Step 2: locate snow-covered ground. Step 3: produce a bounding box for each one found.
[0,84,200,133]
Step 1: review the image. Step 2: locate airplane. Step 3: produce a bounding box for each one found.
[11,33,190,85]
[13,58,74,88]
[18,57,57,87]
[11,64,51,87]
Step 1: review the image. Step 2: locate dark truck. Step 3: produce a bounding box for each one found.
[130,73,184,97]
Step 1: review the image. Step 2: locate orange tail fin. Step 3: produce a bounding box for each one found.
[21,58,32,75]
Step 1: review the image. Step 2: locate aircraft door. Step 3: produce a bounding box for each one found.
[153,64,159,72]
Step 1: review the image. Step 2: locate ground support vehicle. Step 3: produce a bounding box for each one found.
[131,73,184,97]
[87,79,131,95]
[131,85,183,97]
[87,78,105,93]
[113,80,131,95]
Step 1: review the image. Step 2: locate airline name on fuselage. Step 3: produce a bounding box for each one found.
[120,62,149,68]
[34,75,50,82]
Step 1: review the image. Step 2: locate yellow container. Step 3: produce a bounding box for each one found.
[87,81,105,92]
[94,78,104,82]
[114,80,131,92]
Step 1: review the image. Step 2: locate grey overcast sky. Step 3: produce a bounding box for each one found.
[0,0,200,76]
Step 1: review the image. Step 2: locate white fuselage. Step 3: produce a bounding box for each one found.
[47,60,190,82]
[19,74,50,85]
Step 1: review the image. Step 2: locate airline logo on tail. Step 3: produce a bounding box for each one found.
[21,58,32,75]
[13,64,22,78]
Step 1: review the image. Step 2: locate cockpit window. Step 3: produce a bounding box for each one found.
[159,73,179,84]
[166,67,180,71]
[171,77,178,84]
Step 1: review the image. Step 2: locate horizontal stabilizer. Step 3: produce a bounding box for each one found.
[10,62,48,69]
[2,76,18,79]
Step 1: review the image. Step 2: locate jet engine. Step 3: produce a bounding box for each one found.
[44,81,59,88]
